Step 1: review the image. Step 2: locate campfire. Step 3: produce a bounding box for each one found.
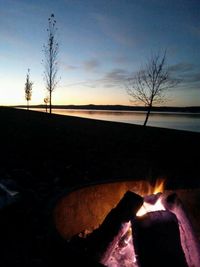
[54,180,200,267]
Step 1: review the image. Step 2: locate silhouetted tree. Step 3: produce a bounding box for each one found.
[25,69,33,110]
[44,96,49,113]
[43,13,59,114]
[127,51,178,126]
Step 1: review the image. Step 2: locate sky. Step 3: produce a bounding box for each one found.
[0,0,200,106]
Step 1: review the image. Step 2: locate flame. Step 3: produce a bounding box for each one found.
[136,197,165,217]
[134,178,165,197]
[153,179,165,194]
[136,179,166,217]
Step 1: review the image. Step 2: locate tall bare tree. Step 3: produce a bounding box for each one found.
[127,52,178,126]
[43,13,59,114]
[25,68,33,110]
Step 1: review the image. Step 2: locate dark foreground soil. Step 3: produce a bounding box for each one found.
[0,107,199,266]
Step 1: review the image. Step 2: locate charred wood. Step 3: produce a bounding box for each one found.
[162,193,200,267]
[86,191,143,262]
[132,210,188,267]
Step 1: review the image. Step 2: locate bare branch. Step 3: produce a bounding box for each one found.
[43,14,59,114]
[126,51,179,126]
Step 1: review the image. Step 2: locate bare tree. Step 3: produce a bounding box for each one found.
[127,52,178,126]
[25,68,33,110]
[44,96,50,113]
[43,13,59,114]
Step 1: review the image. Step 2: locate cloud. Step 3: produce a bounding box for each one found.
[112,56,130,64]
[61,80,97,89]
[92,13,135,46]
[168,62,195,73]
[103,69,129,82]
[63,63,200,93]
[63,68,130,89]
[169,62,200,89]
[95,68,131,88]
[99,65,200,91]
[181,72,200,83]
[83,59,100,71]
[62,63,78,71]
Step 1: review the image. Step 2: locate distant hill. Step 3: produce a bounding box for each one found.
[14,104,200,113]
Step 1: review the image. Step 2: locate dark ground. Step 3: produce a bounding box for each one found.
[0,106,199,266]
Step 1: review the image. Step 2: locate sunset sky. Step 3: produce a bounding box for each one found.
[0,0,200,106]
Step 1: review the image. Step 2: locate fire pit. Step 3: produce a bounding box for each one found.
[53,180,200,267]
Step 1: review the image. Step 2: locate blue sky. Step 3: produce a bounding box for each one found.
[0,0,200,106]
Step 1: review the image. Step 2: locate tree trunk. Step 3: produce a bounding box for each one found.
[49,91,52,114]
[143,104,152,126]
[27,100,29,110]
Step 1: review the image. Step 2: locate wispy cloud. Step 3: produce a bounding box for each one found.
[62,68,130,89]
[61,62,78,71]
[63,62,200,93]
[112,56,130,64]
[83,59,100,71]
[92,13,135,46]
[169,62,200,89]
[181,72,200,84]
[61,79,98,89]
[92,68,131,88]
[103,69,129,83]
[169,62,195,73]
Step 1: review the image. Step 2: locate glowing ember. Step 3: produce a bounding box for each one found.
[101,222,138,267]
[70,179,199,266]
[136,179,166,217]
[102,179,167,267]
[136,197,165,217]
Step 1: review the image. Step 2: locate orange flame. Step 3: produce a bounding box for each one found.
[135,178,165,197]
[136,178,166,217]
[153,179,165,194]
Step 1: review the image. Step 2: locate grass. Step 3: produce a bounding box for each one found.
[0,106,200,191]
[0,106,200,266]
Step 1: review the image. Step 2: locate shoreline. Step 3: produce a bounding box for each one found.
[16,107,200,133]
[13,104,200,113]
[17,106,200,115]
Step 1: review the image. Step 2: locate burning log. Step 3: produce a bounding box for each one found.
[67,182,199,267]
[86,191,143,264]
[162,193,200,267]
[132,210,188,267]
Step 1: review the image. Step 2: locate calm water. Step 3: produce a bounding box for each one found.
[31,108,200,133]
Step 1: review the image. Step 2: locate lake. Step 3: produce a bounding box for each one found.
[31,108,200,133]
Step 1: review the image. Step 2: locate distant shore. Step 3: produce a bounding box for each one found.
[13,104,200,113]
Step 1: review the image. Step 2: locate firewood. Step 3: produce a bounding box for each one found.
[143,192,162,205]
[132,210,188,267]
[86,191,143,263]
[162,193,200,267]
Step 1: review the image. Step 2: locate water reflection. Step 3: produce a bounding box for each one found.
[30,108,200,133]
